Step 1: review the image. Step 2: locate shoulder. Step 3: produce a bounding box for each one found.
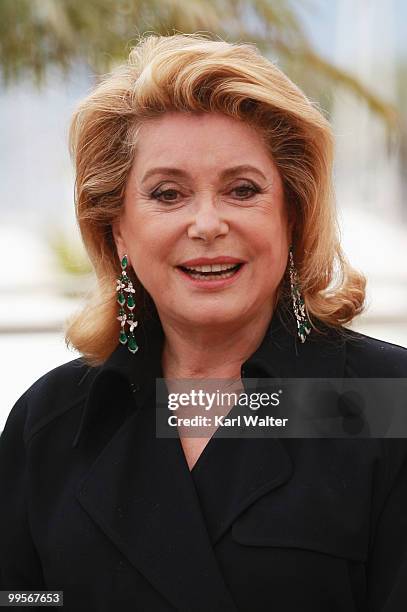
[339,327,407,377]
[2,357,101,444]
[339,329,407,474]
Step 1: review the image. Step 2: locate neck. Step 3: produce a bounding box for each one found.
[160,303,275,380]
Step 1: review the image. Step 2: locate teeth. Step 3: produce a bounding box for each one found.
[187,269,238,280]
[183,263,240,272]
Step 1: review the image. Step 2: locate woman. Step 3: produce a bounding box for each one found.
[1,33,407,612]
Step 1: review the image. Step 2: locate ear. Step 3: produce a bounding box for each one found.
[111,217,127,260]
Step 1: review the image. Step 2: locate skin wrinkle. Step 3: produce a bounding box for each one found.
[140,164,270,185]
[112,111,293,386]
[112,112,293,470]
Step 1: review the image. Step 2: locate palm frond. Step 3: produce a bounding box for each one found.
[0,0,398,130]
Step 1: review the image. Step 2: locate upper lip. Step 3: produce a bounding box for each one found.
[178,256,246,267]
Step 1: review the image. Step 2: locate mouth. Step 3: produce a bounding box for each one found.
[176,262,244,281]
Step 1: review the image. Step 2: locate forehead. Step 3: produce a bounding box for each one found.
[131,111,278,177]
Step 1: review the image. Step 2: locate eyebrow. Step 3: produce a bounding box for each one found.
[141,164,268,184]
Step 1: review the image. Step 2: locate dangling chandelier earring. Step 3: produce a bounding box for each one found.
[288,245,312,343]
[116,254,139,354]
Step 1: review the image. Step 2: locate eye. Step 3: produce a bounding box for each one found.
[150,188,181,203]
[150,182,261,203]
[230,183,260,199]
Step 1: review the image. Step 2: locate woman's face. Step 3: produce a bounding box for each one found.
[113,111,292,330]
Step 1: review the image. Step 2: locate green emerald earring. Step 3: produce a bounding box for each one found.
[288,245,312,343]
[116,254,139,354]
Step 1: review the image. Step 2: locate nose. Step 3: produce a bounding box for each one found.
[187,196,229,241]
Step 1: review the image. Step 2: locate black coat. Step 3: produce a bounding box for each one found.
[1,305,407,612]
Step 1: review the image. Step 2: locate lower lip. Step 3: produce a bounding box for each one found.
[176,264,246,289]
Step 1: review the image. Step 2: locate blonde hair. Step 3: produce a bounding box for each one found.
[65,32,366,366]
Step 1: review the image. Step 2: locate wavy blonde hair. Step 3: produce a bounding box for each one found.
[65,32,366,366]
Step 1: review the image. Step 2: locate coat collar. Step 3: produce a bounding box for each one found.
[72,301,347,449]
[72,302,347,612]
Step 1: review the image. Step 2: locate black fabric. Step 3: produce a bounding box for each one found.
[1,303,407,611]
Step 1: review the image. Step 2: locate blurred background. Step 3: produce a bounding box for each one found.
[1,0,406,428]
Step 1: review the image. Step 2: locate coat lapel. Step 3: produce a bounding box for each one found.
[72,303,347,610]
[75,387,238,611]
[73,312,238,611]
[189,304,347,545]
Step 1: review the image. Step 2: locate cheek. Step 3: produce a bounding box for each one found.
[124,222,175,288]
[250,223,288,282]
[123,218,162,258]
[254,220,288,257]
